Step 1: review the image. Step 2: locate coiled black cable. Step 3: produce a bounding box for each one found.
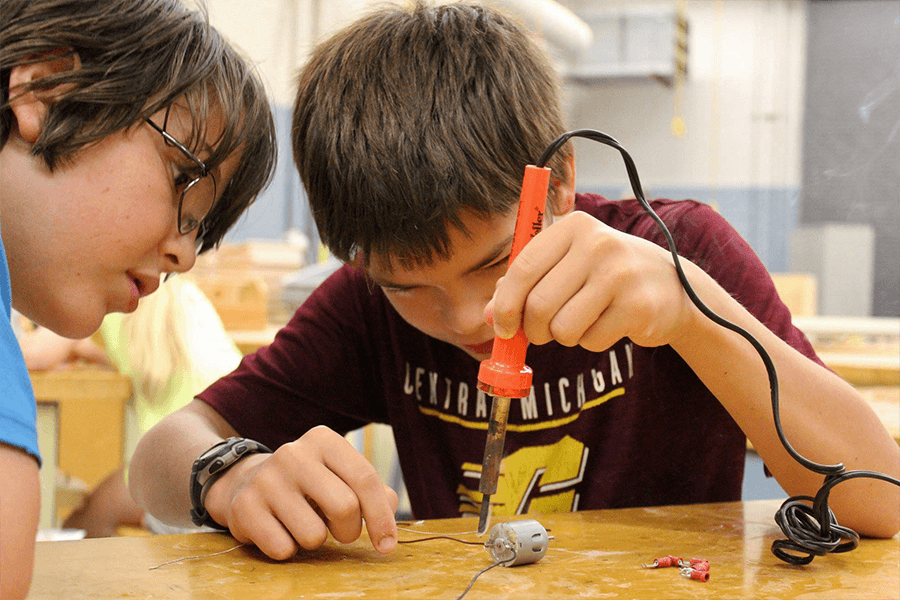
[536,129,899,566]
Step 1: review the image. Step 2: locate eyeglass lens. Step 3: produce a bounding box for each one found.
[179,174,217,235]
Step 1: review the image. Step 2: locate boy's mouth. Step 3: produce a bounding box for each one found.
[463,339,494,356]
[126,277,141,313]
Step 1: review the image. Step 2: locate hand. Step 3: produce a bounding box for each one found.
[204,426,399,560]
[486,211,696,351]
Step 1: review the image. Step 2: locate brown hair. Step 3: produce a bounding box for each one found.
[292,1,571,268]
[1,0,277,252]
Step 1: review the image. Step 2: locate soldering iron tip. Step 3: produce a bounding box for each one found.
[477,496,491,536]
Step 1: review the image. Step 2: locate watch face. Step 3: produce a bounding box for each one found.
[199,438,235,464]
[212,437,238,454]
[191,438,274,520]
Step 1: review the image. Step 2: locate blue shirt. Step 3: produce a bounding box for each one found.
[0,229,40,464]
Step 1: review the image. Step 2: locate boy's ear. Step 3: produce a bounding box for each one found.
[550,152,577,216]
[7,50,81,143]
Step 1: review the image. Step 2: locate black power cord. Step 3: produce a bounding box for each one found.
[536,129,899,566]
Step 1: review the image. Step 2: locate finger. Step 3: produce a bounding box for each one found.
[299,426,398,554]
[384,483,400,514]
[542,262,620,346]
[273,433,365,545]
[483,301,494,326]
[577,301,631,353]
[314,437,398,553]
[520,252,592,345]
[265,482,333,549]
[492,231,571,338]
[290,461,364,545]
[327,457,397,553]
[543,287,608,348]
[227,489,300,561]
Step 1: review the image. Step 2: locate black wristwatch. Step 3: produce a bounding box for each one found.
[189,437,273,529]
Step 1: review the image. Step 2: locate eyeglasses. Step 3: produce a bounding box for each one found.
[145,115,218,237]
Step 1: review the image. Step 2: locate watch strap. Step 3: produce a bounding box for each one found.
[189,437,273,529]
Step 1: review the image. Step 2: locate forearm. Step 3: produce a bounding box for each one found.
[129,399,238,527]
[63,467,144,537]
[671,262,900,538]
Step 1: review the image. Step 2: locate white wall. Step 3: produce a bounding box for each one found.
[205,0,374,105]
[205,0,809,270]
[561,0,807,192]
[206,0,807,189]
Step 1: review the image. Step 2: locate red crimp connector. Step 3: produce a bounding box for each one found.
[680,567,710,582]
[641,555,682,569]
[678,558,710,572]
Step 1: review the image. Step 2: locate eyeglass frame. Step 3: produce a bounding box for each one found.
[145,114,217,240]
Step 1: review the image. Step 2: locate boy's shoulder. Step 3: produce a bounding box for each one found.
[575,192,719,234]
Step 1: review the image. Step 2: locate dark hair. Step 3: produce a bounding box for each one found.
[0,0,277,252]
[292,1,571,268]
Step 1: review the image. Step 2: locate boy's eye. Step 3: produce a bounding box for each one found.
[487,255,510,269]
[173,166,200,191]
[182,215,201,232]
[382,285,415,296]
[174,170,192,190]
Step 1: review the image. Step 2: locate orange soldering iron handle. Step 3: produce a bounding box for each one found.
[477,165,551,399]
[506,165,551,270]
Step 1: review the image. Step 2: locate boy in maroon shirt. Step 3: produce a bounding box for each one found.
[131,1,899,562]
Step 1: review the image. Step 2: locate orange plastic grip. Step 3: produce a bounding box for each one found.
[477,165,551,399]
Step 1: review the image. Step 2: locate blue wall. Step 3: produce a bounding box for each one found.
[580,185,802,273]
[224,104,320,264]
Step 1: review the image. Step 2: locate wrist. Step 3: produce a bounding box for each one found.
[667,262,731,351]
[189,437,272,530]
[204,452,269,529]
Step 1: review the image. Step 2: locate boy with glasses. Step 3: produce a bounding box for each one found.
[0,0,276,596]
[131,0,898,567]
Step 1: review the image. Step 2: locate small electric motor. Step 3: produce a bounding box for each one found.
[485,519,549,567]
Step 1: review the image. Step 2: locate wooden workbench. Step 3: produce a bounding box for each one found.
[30,499,899,599]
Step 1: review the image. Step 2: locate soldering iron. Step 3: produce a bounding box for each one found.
[475,165,550,536]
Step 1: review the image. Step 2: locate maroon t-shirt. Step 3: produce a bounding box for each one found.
[199,194,822,519]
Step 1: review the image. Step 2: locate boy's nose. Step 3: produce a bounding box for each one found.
[160,228,198,275]
[441,292,490,337]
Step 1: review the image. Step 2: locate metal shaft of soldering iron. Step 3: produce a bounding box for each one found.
[476,165,551,536]
[477,393,512,531]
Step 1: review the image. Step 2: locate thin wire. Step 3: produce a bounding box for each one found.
[148,542,246,570]
[147,531,480,572]
[537,129,900,565]
[398,535,484,546]
[455,548,517,600]
[397,525,479,536]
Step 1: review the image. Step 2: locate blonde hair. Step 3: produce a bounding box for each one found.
[112,275,238,403]
[120,277,189,401]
